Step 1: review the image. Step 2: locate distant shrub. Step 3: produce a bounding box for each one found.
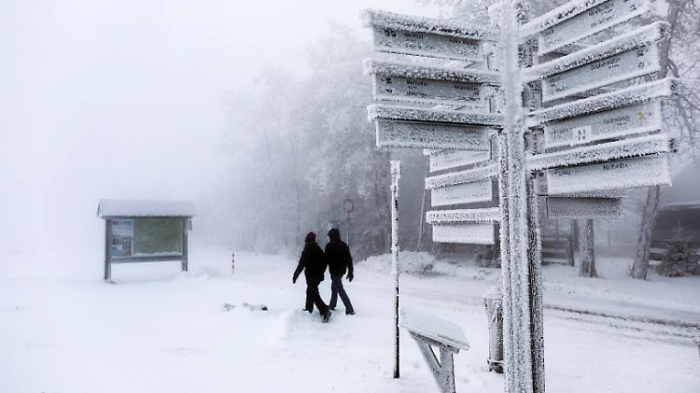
[476,244,501,268]
[657,235,697,277]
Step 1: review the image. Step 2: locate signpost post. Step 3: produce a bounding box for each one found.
[390,161,401,379]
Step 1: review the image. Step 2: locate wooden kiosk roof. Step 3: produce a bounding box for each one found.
[97,199,196,219]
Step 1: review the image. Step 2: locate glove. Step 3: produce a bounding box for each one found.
[347,272,354,282]
[292,274,298,284]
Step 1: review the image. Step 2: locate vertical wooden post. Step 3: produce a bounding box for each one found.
[390,160,401,379]
[580,219,597,278]
[500,2,542,392]
[181,219,189,272]
[104,219,112,281]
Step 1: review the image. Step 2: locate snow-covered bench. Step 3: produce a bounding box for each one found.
[400,308,470,393]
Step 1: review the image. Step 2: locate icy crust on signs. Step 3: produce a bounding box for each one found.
[523,22,668,82]
[425,163,498,189]
[541,44,661,103]
[521,0,651,47]
[521,0,615,35]
[426,207,500,224]
[399,307,470,351]
[527,133,671,171]
[527,77,678,126]
[543,101,662,149]
[432,222,496,245]
[362,9,495,41]
[547,154,672,195]
[364,59,500,84]
[368,104,502,126]
[545,196,623,219]
[374,119,491,151]
[97,199,196,218]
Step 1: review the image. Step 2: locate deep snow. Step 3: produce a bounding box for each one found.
[1,249,699,393]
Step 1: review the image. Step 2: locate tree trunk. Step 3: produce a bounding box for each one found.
[580,219,597,278]
[629,1,680,279]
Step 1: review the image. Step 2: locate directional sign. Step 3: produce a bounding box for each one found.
[543,44,659,102]
[362,9,495,62]
[425,163,498,189]
[546,197,622,219]
[527,77,677,127]
[523,22,667,83]
[528,133,670,171]
[365,59,499,108]
[375,119,492,150]
[426,207,500,224]
[374,75,485,109]
[546,154,671,195]
[544,101,661,148]
[535,0,651,55]
[430,150,490,172]
[369,104,500,125]
[432,222,496,245]
[431,180,494,207]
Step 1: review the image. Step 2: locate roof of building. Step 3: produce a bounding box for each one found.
[97,199,196,218]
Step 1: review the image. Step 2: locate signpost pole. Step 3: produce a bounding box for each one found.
[390,161,401,379]
[500,2,541,392]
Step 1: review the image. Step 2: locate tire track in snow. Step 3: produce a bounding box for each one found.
[353,279,700,346]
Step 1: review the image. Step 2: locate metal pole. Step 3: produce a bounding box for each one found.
[390,160,401,379]
[347,211,351,249]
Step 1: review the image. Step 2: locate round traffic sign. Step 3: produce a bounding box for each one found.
[343,198,354,213]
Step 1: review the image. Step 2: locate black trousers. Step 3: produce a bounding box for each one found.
[305,282,329,315]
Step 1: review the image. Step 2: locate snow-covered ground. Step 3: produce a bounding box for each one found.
[1,249,699,392]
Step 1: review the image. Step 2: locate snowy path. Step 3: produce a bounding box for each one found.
[1,250,698,393]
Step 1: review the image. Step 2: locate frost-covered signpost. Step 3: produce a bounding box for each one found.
[364,0,676,391]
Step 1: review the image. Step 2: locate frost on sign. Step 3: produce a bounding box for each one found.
[547,154,671,195]
[432,222,495,245]
[429,150,490,172]
[373,28,481,62]
[544,101,661,148]
[374,75,484,108]
[375,119,491,150]
[546,197,622,219]
[431,180,493,207]
[538,0,651,55]
[543,45,659,102]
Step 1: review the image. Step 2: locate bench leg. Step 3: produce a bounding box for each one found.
[412,335,457,393]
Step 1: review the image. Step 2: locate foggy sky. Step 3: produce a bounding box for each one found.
[0,0,439,254]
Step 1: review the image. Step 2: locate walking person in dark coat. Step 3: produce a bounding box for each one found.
[325,228,355,315]
[293,232,331,322]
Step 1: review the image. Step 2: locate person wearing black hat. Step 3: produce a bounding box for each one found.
[293,232,331,322]
[325,227,355,315]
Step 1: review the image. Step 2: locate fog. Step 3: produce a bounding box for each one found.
[0,0,442,255]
